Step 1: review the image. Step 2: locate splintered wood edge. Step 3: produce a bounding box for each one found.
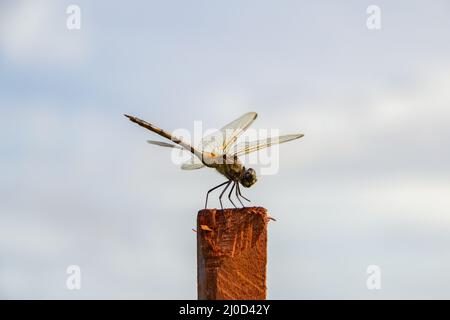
[198,206,267,215]
[197,207,271,228]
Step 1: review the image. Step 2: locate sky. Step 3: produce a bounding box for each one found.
[1,0,450,299]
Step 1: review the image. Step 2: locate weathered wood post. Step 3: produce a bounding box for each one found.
[197,207,269,300]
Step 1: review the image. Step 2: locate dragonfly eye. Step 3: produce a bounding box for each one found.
[241,168,257,188]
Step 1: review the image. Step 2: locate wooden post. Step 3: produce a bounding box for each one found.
[197,207,269,300]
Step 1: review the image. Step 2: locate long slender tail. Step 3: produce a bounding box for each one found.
[124,114,203,159]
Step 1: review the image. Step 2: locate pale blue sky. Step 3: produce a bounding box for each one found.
[1,0,450,299]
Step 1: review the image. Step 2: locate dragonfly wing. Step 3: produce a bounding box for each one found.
[181,112,257,170]
[231,133,304,156]
[181,162,205,170]
[147,140,183,149]
[200,112,257,154]
[181,156,205,170]
[147,139,202,169]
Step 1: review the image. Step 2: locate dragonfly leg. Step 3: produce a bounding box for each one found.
[205,181,229,209]
[235,182,245,208]
[219,180,232,210]
[228,182,237,208]
[237,182,251,202]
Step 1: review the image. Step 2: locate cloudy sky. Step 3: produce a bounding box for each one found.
[1,0,450,299]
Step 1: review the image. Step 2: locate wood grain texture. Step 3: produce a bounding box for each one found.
[197,207,269,300]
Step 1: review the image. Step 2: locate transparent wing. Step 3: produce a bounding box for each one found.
[200,112,257,154]
[181,156,205,170]
[180,112,257,170]
[147,140,182,149]
[146,139,204,169]
[230,134,304,156]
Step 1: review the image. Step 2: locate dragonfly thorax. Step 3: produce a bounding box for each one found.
[210,155,257,188]
[212,156,243,181]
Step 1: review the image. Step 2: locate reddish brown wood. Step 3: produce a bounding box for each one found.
[197,207,269,300]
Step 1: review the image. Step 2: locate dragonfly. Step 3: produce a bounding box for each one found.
[124,112,304,209]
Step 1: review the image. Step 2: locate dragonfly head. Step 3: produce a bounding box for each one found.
[240,167,257,188]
